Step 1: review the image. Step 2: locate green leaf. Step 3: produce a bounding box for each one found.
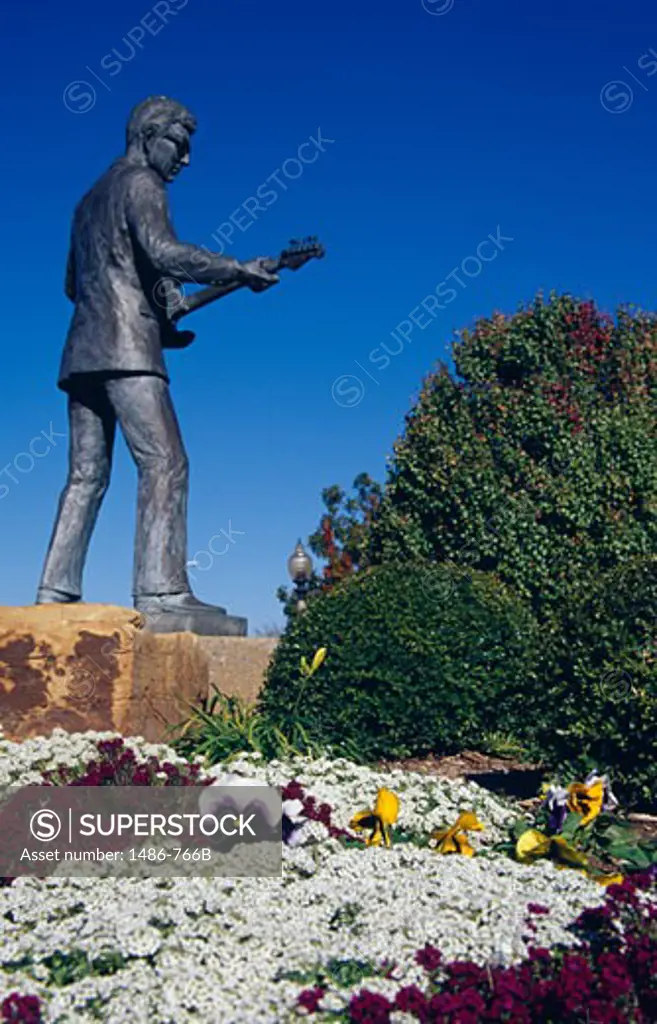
[325,958,380,987]
[560,811,584,840]
[598,822,635,844]
[510,818,535,841]
[606,843,656,868]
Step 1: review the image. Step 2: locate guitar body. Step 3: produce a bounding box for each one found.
[160,237,325,349]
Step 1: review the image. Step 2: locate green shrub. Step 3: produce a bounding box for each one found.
[260,563,541,762]
[368,294,657,625]
[538,556,657,807]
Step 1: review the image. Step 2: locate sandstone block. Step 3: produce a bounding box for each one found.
[0,605,210,743]
[198,636,278,704]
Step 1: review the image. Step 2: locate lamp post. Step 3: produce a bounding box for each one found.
[287,540,313,613]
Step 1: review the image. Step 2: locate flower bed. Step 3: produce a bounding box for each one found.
[299,874,657,1021]
[0,730,653,1022]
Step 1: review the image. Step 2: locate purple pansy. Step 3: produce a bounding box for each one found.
[542,784,569,833]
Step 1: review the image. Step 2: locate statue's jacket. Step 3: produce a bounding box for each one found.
[58,157,236,392]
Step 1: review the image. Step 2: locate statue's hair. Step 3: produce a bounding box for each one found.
[126,96,197,149]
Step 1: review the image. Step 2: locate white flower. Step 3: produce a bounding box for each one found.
[1,731,644,1023]
[282,798,313,848]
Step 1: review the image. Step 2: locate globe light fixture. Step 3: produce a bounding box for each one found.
[287,540,313,612]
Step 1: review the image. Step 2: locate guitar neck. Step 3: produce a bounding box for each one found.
[171,257,282,323]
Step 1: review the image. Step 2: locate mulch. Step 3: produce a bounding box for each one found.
[378,750,539,780]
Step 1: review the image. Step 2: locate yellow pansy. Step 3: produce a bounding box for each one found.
[350,787,399,848]
[516,829,551,863]
[516,829,588,869]
[431,811,485,857]
[592,872,624,886]
[516,829,624,885]
[567,778,605,827]
[550,836,590,868]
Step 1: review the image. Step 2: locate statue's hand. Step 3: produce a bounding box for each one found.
[162,328,196,350]
[239,258,280,292]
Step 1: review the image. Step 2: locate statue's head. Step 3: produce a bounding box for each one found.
[126,96,197,183]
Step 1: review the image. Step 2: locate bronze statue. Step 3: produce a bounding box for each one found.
[37,95,323,635]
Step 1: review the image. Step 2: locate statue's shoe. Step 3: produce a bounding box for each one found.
[36,588,81,604]
[134,592,227,616]
[135,592,246,637]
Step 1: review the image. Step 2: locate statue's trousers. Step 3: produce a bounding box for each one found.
[39,372,191,598]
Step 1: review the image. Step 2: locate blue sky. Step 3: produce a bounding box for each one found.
[2,0,657,632]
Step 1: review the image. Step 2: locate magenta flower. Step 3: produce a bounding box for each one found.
[1,993,43,1024]
[296,987,325,1014]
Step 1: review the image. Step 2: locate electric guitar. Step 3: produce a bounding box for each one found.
[160,236,325,349]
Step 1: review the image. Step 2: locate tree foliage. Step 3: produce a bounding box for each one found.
[368,293,657,624]
[277,473,381,615]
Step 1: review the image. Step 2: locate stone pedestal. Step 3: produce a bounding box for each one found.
[0,606,279,745]
[0,605,210,743]
[129,630,210,738]
[199,636,278,703]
